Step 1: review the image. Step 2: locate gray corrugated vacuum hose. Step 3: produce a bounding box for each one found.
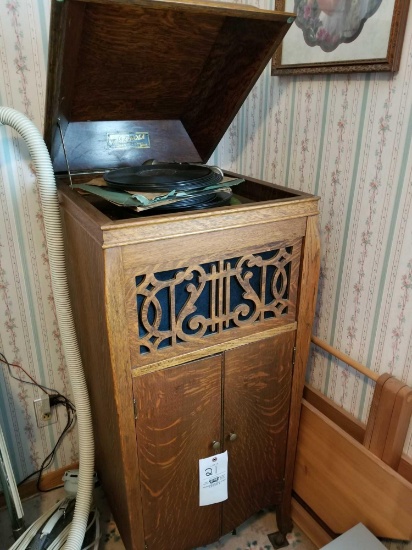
[0,106,94,550]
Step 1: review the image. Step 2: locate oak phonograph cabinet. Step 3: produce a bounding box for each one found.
[44,0,320,548]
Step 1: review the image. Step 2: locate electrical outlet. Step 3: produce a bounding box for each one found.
[34,396,58,428]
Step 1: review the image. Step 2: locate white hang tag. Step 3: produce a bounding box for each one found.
[199,450,228,506]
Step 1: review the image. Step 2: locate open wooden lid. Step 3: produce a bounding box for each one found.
[44,0,294,173]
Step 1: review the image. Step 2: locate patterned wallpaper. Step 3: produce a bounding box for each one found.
[0,0,79,481]
[0,0,411,486]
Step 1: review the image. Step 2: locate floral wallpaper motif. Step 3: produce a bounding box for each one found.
[0,0,411,489]
[298,81,313,189]
[341,80,394,413]
[390,260,412,375]
[212,1,412,448]
[0,0,77,481]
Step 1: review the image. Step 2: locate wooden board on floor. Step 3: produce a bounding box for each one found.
[291,497,333,548]
[294,400,412,540]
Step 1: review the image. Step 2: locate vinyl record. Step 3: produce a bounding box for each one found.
[84,190,233,220]
[104,163,223,191]
[153,190,232,213]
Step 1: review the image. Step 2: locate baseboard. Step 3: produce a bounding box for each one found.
[0,462,79,510]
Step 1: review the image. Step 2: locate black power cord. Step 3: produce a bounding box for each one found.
[0,351,76,492]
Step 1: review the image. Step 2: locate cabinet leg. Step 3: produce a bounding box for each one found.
[267,531,289,549]
[267,502,292,549]
[275,500,293,535]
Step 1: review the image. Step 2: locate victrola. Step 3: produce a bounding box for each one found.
[44,0,320,548]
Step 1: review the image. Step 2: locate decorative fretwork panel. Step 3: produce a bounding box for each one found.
[132,241,301,364]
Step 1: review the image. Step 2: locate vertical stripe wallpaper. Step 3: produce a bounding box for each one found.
[210,1,412,456]
[0,0,411,498]
[0,0,77,481]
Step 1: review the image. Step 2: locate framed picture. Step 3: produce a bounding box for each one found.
[272,0,410,75]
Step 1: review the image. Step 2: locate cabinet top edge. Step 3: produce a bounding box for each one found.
[57,183,319,249]
[74,0,295,21]
[100,196,320,232]
[99,199,319,248]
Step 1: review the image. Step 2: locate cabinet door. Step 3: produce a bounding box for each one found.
[134,355,222,550]
[222,331,295,533]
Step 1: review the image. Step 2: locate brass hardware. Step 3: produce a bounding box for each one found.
[212,440,220,450]
[229,432,237,441]
[292,346,297,368]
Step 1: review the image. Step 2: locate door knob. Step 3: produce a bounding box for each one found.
[212,440,221,450]
[229,432,237,441]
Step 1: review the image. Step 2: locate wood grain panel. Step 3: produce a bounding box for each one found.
[365,376,407,458]
[134,356,222,550]
[303,382,412,485]
[60,211,145,550]
[398,454,412,483]
[44,0,83,157]
[382,385,412,470]
[182,16,290,159]
[294,400,412,540]
[104,247,147,550]
[121,227,304,278]
[100,201,317,248]
[70,4,221,122]
[57,182,109,244]
[303,384,366,444]
[132,322,297,376]
[277,214,320,535]
[45,0,292,167]
[222,332,295,533]
[75,0,294,20]
[363,373,393,448]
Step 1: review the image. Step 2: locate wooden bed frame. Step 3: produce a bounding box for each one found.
[291,337,412,548]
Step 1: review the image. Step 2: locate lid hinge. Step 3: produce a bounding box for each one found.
[292,346,297,369]
[57,118,73,188]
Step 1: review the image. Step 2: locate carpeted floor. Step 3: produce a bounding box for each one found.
[1,486,411,550]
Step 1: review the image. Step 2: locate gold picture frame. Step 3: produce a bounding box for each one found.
[272,0,410,75]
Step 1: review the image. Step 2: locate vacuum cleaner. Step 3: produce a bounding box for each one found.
[8,471,100,550]
[0,107,95,550]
